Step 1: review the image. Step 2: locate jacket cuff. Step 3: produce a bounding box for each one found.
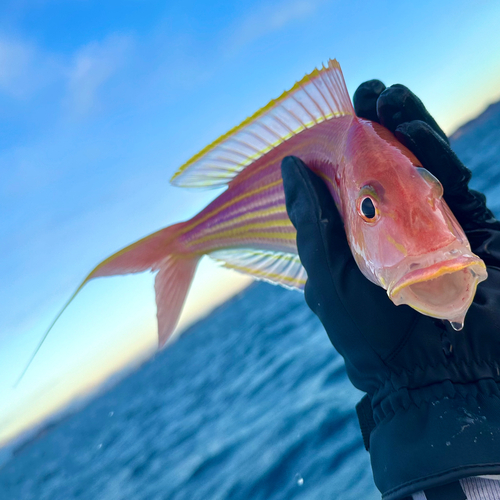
[369,381,500,499]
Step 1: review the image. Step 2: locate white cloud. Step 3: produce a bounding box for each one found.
[0,37,61,98]
[0,39,32,96]
[0,32,133,112]
[65,34,133,115]
[230,0,325,49]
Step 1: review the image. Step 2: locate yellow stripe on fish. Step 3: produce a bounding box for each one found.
[194,211,291,239]
[180,179,284,235]
[188,225,295,247]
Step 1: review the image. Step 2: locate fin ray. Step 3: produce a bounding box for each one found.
[209,248,307,290]
[170,59,354,189]
[155,256,199,347]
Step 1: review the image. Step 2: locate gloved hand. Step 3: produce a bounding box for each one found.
[354,80,500,238]
[281,82,500,500]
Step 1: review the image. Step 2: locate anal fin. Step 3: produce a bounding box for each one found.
[209,248,307,290]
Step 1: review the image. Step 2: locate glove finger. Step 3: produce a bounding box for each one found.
[394,120,499,232]
[353,80,386,122]
[467,229,500,267]
[377,84,449,144]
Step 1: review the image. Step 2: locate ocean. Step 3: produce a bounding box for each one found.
[1,101,499,500]
[0,284,377,500]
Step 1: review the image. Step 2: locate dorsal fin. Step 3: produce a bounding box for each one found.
[170,59,354,189]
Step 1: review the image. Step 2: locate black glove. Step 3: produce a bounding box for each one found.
[281,83,500,500]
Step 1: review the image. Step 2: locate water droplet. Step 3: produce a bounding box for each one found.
[450,321,464,331]
[448,313,465,331]
[295,474,304,486]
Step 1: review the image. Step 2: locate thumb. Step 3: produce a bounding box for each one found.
[281,156,353,273]
[281,156,419,365]
[281,156,342,230]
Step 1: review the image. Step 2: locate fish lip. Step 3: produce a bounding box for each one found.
[388,255,486,299]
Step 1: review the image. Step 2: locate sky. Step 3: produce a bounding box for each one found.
[1,0,500,445]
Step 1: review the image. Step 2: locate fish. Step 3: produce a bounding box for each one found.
[19,59,487,380]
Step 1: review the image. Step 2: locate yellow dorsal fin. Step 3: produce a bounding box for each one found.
[170,59,354,189]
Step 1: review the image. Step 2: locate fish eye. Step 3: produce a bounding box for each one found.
[358,196,378,222]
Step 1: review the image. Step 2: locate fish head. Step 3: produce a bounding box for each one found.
[337,121,487,325]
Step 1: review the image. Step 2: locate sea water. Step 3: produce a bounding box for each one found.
[0,284,378,500]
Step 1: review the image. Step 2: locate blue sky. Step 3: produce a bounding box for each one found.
[1,0,500,443]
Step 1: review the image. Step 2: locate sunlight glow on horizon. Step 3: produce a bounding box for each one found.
[0,261,252,446]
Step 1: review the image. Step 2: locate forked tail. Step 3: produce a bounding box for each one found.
[16,222,199,385]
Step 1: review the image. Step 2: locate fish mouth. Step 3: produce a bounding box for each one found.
[387,255,487,322]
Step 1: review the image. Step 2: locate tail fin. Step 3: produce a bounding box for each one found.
[154,255,198,347]
[16,222,199,385]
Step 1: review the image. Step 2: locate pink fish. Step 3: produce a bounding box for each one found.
[22,59,487,378]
